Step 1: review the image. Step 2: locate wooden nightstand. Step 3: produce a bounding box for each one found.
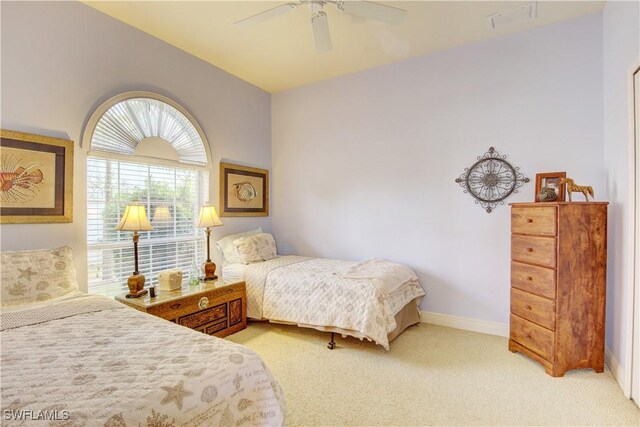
[115,280,247,338]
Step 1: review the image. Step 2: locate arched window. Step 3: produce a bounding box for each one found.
[84,92,211,296]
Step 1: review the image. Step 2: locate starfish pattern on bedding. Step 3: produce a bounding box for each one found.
[17,267,36,280]
[160,380,193,410]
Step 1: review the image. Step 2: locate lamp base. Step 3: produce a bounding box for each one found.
[126,289,149,299]
[202,261,218,282]
[127,273,146,294]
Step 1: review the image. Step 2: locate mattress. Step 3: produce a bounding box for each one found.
[0,293,286,426]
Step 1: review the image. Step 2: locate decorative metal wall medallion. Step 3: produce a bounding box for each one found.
[454,147,529,213]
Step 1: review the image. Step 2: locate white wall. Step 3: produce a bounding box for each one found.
[603,0,640,396]
[0,1,272,290]
[272,14,604,325]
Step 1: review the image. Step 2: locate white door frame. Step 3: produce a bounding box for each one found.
[631,65,640,405]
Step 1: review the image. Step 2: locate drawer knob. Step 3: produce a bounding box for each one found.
[527,248,534,253]
[525,304,532,310]
[527,218,534,223]
[527,276,533,281]
[198,297,209,310]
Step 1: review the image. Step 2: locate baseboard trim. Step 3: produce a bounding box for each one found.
[420,311,509,337]
[605,345,630,397]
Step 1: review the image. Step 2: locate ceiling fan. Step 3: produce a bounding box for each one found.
[234,1,408,53]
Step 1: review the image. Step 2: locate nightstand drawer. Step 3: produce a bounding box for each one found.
[146,286,241,320]
[511,207,556,236]
[511,261,556,299]
[511,235,556,268]
[178,303,226,329]
[205,320,228,335]
[510,314,554,361]
[511,288,555,330]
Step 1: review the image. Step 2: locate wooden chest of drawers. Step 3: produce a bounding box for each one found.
[116,280,247,338]
[508,202,608,377]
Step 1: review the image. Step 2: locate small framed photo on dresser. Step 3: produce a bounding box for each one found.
[535,172,566,202]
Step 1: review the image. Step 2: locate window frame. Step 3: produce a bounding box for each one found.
[83,91,212,297]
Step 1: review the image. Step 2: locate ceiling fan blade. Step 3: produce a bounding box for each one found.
[312,11,332,53]
[235,3,298,26]
[338,1,407,26]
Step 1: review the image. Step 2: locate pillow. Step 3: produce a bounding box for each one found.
[233,233,277,264]
[215,227,262,265]
[1,246,78,307]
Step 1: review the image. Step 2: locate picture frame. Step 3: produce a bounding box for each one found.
[219,162,269,217]
[0,129,74,223]
[535,171,566,202]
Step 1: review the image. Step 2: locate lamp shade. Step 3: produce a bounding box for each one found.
[151,206,172,224]
[115,204,153,231]
[197,205,223,228]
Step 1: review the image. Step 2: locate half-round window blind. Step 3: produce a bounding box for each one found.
[84,92,211,297]
[85,92,210,167]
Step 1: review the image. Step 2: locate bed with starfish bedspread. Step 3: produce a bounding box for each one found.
[0,247,285,427]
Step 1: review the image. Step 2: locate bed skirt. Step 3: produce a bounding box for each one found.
[256,298,421,345]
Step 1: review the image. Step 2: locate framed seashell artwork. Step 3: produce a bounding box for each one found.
[219,162,269,217]
[0,129,74,223]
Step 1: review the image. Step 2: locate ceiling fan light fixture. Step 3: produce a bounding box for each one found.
[234,0,408,53]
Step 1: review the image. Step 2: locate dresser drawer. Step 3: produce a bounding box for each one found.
[511,261,556,299]
[511,288,555,330]
[510,314,555,361]
[511,207,556,236]
[178,303,226,329]
[511,235,556,268]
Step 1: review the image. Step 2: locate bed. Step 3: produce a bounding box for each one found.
[218,229,426,350]
[0,246,286,426]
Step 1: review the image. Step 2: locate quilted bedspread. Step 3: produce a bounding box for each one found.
[0,295,286,427]
[244,256,425,350]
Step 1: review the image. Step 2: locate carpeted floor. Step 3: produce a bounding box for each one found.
[228,322,640,426]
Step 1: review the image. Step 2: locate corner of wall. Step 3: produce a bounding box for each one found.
[605,345,630,397]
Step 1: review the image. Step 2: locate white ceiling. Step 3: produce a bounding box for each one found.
[83,1,605,93]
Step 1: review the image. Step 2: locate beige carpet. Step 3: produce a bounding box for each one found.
[228,322,640,426]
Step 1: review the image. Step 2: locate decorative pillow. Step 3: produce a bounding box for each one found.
[1,246,78,307]
[215,227,262,265]
[233,233,277,264]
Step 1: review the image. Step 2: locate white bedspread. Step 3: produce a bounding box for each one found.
[0,294,286,426]
[244,256,425,350]
[340,258,419,295]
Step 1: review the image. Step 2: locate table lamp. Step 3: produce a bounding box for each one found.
[115,203,153,297]
[197,204,223,281]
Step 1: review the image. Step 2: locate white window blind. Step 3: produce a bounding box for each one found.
[87,157,208,296]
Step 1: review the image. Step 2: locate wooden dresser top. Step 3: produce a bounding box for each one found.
[510,201,609,206]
